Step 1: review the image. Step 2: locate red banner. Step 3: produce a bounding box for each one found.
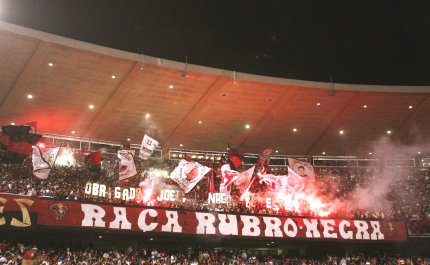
[0,194,408,241]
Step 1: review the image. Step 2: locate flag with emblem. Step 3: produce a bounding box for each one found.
[259,173,288,192]
[259,167,305,193]
[118,149,138,182]
[219,164,239,194]
[287,157,316,180]
[139,134,159,159]
[233,166,255,196]
[170,159,211,193]
[32,146,60,180]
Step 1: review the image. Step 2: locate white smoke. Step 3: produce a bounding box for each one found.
[332,136,429,212]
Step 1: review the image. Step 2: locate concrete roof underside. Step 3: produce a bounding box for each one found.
[1,21,429,156]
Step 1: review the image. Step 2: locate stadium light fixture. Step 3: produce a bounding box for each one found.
[363,105,367,109]
[339,130,344,135]
[89,104,94,109]
[369,152,372,155]
[145,113,151,119]
[111,75,116,79]
[316,102,321,106]
[418,151,421,154]
[179,144,183,147]
[27,94,33,99]
[127,138,131,141]
[293,128,298,132]
[198,120,202,124]
[245,124,250,129]
[169,85,174,89]
[408,105,413,109]
[71,130,76,134]
[48,62,54,67]
[387,130,392,134]
[322,152,326,155]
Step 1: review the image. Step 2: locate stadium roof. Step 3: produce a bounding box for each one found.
[2,1,430,86]
[0,21,429,156]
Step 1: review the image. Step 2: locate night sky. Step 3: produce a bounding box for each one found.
[1,0,430,85]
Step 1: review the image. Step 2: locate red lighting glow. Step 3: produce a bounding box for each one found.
[36,142,45,150]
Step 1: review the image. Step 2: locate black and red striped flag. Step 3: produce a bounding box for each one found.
[1,124,42,162]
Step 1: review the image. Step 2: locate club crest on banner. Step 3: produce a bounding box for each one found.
[49,202,69,222]
[384,222,396,236]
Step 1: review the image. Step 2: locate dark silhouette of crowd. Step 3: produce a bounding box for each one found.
[0,241,429,265]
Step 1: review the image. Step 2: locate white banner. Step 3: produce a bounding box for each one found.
[32,146,60,180]
[170,159,211,193]
[139,135,159,160]
[118,150,138,181]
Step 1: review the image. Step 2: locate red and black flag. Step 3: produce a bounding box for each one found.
[83,150,102,166]
[1,124,42,162]
[82,150,102,173]
[227,148,244,170]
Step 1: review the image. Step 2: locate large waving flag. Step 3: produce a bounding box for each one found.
[286,167,306,193]
[1,125,42,162]
[227,148,244,170]
[139,134,159,160]
[259,173,288,192]
[170,159,211,193]
[259,167,305,193]
[287,157,316,180]
[220,164,255,196]
[233,166,255,196]
[32,146,60,180]
[83,150,102,166]
[118,150,138,182]
[219,164,239,194]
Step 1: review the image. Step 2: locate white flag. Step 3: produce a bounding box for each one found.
[219,164,239,194]
[259,167,305,193]
[260,173,289,192]
[287,157,316,180]
[170,159,211,193]
[118,150,138,182]
[139,135,159,160]
[233,166,255,195]
[286,167,305,193]
[32,146,60,180]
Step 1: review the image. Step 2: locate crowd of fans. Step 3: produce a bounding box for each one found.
[0,149,429,228]
[0,241,429,265]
